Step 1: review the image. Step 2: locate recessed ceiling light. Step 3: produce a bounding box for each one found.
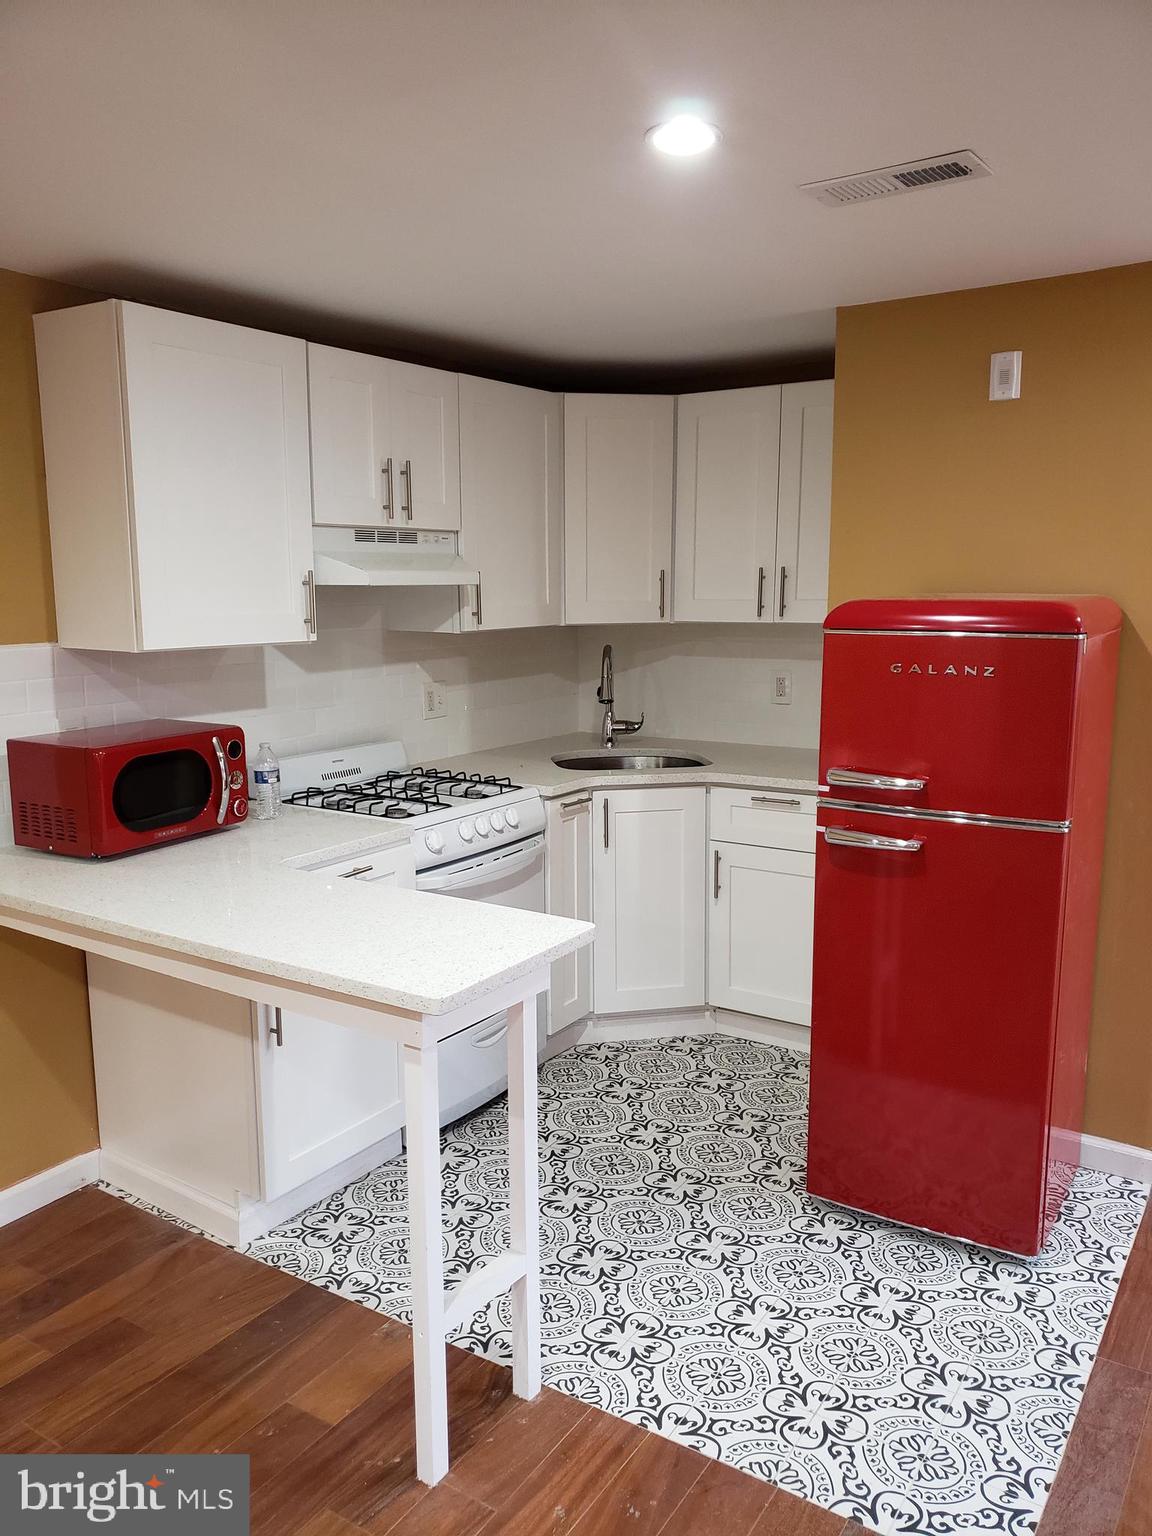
[646,115,721,157]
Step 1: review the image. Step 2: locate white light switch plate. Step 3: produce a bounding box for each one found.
[422,682,447,720]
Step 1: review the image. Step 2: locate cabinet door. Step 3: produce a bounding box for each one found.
[256,1007,405,1200]
[546,793,593,1032]
[460,376,563,629]
[774,380,834,624]
[118,302,314,650]
[308,343,393,528]
[708,841,814,1024]
[388,361,461,530]
[673,387,781,622]
[593,787,705,1014]
[564,395,674,623]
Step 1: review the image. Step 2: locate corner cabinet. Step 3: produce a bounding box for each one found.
[545,792,594,1032]
[308,343,460,531]
[34,300,317,651]
[459,376,563,630]
[564,394,674,624]
[593,787,706,1013]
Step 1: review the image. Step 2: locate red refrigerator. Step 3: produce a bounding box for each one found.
[807,596,1121,1256]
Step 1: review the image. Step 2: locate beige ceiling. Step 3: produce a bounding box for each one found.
[2,0,1151,382]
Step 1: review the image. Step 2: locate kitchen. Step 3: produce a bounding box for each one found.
[1,4,1151,1535]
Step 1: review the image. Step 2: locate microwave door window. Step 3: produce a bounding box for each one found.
[112,749,214,832]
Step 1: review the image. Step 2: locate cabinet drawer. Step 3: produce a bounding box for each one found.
[708,787,817,852]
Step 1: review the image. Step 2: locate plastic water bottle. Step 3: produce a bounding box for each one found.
[252,742,281,821]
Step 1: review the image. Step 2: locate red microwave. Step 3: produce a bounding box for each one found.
[7,719,249,858]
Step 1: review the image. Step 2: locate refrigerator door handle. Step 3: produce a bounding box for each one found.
[823,826,923,853]
[826,767,927,792]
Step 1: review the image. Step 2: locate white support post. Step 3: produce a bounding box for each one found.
[506,994,541,1400]
[403,1040,449,1485]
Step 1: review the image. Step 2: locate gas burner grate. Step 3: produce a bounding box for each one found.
[283,767,522,818]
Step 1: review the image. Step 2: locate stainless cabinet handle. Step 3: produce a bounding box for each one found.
[401,458,413,521]
[382,456,394,517]
[713,848,722,899]
[603,799,609,849]
[757,566,766,618]
[826,768,927,792]
[269,1008,284,1047]
[824,826,923,853]
[658,568,666,619]
[473,577,483,628]
[302,568,317,636]
[778,565,788,618]
[752,795,802,807]
[338,864,373,878]
[559,795,591,812]
[211,736,229,825]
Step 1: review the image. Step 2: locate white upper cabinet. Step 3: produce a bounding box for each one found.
[673,386,782,622]
[308,344,392,528]
[775,379,834,624]
[388,360,461,530]
[459,375,562,630]
[564,394,674,624]
[34,300,315,652]
[308,346,461,531]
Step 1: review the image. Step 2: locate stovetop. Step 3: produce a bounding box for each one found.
[285,767,525,820]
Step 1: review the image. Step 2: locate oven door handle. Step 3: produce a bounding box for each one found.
[211,736,229,825]
[415,836,544,892]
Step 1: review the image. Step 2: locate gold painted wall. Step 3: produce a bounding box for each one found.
[829,260,1152,1149]
[1,268,100,1188]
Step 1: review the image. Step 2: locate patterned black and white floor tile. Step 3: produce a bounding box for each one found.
[242,1036,1145,1536]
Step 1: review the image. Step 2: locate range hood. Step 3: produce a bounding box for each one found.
[313,528,479,587]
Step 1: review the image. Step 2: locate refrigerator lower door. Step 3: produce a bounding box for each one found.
[808,806,1069,1256]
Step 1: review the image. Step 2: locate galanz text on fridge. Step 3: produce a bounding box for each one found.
[889,661,997,677]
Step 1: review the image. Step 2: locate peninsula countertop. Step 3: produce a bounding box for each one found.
[427,734,821,798]
[0,808,592,1017]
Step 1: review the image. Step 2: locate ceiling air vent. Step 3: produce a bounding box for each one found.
[799,150,991,208]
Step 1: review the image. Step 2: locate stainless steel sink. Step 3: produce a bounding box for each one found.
[551,752,713,771]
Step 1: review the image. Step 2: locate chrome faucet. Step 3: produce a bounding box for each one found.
[597,644,644,749]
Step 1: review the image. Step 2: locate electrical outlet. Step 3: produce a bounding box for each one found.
[772,670,792,705]
[422,682,447,720]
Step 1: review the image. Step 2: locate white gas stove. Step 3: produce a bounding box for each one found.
[279,740,546,872]
[279,741,549,1125]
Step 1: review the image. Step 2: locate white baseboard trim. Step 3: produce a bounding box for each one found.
[0,1150,101,1228]
[583,1007,812,1051]
[712,1009,812,1053]
[1079,1133,1152,1183]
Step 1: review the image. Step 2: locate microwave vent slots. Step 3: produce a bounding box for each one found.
[17,800,78,844]
[799,149,991,207]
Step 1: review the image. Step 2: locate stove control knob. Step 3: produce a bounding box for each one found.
[425,830,445,855]
[475,815,491,837]
[505,806,520,828]
[458,820,475,842]
[490,811,506,833]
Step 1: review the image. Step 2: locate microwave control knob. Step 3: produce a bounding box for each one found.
[229,769,245,790]
[425,830,444,854]
[232,797,248,818]
[490,811,506,833]
[458,819,475,842]
[505,806,520,828]
[475,815,491,837]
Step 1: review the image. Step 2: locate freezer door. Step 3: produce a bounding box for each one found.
[808,804,1069,1255]
[819,631,1081,822]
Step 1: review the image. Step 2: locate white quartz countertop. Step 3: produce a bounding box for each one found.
[0,809,592,1018]
[427,734,821,797]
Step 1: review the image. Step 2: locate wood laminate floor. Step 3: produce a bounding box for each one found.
[0,1185,1148,1535]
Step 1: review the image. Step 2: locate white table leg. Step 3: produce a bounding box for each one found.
[506,995,541,1399]
[403,1040,448,1485]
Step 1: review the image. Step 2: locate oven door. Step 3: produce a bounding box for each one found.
[92,734,240,855]
[415,833,546,1125]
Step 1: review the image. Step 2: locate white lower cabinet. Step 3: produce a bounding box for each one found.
[545,793,594,1032]
[707,839,815,1025]
[593,787,706,1014]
